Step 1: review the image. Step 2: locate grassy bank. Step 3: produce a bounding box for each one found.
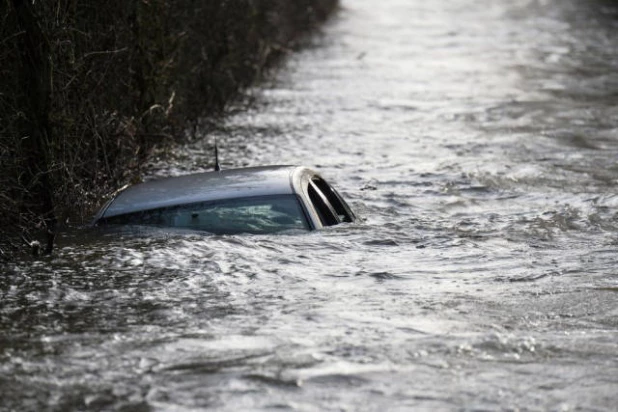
[0,0,338,256]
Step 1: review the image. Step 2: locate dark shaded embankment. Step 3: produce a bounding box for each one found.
[0,0,338,256]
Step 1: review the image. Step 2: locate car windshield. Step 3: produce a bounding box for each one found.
[98,195,310,235]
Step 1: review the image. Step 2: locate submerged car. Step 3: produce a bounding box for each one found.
[92,166,355,235]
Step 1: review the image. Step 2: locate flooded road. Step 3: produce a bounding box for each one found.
[2,0,618,410]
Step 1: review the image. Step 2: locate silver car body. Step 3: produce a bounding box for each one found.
[93,165,355,232]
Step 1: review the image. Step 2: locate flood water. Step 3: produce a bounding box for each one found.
[2,0,618,410]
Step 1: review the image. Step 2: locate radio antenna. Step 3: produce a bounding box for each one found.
[214,136,221,171]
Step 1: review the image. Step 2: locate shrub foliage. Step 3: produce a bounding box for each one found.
[0,0,338,255]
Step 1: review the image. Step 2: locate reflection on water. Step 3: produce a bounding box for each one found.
[2,0,618,410]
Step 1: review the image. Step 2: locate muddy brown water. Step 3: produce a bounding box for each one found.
[2,0,618,410]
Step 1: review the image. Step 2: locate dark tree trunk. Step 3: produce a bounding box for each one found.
[11,0,56,255]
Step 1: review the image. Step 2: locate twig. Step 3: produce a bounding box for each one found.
[83,47,128,58]
[0,30,26,46]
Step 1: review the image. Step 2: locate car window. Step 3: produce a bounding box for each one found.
[311,177,355,223]
[98,195,310,235]
[307,181,339,226]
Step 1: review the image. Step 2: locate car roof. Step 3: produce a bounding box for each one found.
[100,165,309,218]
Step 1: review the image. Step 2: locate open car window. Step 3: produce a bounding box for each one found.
[307,181,338,226]
[98,195,310,235]
[310,177,355,224]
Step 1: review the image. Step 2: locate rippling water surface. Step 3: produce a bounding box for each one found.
[2,0,618,410]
